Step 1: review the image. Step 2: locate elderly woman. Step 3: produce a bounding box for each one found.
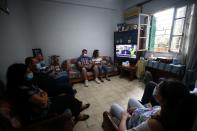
[92,49,111,82]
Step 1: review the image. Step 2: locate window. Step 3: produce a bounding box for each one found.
[170,6,187,52]
[150,6,187,52]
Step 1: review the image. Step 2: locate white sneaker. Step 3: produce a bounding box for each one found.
[84,80,89,87]
[95,78,101,84]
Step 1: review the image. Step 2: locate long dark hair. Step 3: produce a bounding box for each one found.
[158,80,197,131]
[6,63,27,90]
[92,49,99,58]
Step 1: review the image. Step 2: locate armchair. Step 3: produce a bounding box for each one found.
[0,112,73,131]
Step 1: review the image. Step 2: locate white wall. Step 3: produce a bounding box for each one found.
[0,0,32,82]
[0,0,123,81]
[28,0,123,63]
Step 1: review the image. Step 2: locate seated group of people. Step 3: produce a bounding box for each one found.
[1,55,92,128]
[3,50,197,131]
[110,79,197,131]
[77,49,111,87]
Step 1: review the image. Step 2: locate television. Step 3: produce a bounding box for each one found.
[116,44,137,59]
[0,0,9,14]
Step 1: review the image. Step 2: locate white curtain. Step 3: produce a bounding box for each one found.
[179,4,194,64]
[185,2,197,70]
[182,0,197,85]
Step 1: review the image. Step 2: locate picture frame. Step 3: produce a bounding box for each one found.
[32,48,42,57]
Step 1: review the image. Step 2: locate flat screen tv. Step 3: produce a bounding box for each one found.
[116,44,137,59]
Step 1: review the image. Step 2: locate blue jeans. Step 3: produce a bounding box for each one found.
[98,65,108,76]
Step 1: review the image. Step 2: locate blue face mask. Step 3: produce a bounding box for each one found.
[40,61,45,67]
[36,63,41,69]
[25,72,34,81]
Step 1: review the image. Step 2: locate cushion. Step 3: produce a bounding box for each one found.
[69,70,81,79]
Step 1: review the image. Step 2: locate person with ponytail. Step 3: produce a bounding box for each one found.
[110,79,197,131]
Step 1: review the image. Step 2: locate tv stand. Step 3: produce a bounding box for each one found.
[119,65,137,81]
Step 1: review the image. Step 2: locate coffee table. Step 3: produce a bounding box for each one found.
[119,65,136,81]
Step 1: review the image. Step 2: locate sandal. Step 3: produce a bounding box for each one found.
[80,103,90,112]
[77,114,90,121]
[106,77,111,81]
[100,78,104,82]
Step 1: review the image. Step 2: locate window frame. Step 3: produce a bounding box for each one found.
[169,5,187,53]
[149,5,188,53]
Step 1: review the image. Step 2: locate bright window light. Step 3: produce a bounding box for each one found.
[153,8,174,52]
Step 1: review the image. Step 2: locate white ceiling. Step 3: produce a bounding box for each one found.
[124,0,149,9]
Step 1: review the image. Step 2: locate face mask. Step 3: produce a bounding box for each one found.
[40,61,45,67]
[36,63,41,69]
[153,86,159,97]
[25,72,34,81]
[83,53,87,56]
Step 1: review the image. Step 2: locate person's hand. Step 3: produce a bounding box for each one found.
[85,64,92,69]
[30,91,48,107]
[121,111,130,120]
[77,62,83,68]
[40,91,48,106]
[127,107,136,114]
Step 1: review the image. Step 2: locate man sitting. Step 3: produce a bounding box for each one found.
[77,49,101,87]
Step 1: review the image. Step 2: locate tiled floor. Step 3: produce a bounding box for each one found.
[73,76,145,131]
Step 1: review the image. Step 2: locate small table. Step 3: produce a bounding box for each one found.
[119,65,136,81]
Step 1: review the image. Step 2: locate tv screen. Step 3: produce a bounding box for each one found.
[116,44,137,58]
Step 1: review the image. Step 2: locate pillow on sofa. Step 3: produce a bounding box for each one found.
[102,56,113,65]
[70,64,77,69]
[68,64,81,79]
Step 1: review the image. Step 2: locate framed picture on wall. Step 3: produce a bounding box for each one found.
[32,48,42,57]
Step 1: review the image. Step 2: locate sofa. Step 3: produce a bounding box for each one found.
[62,56,119,84]
[0,80,74,131]
[102,111,118,131]
[0,111,73,131]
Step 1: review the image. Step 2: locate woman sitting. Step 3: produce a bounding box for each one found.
[92,49,111,82]
[6,63,90,124]
[110,79,197,131]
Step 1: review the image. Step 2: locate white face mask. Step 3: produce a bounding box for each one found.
[83,53,88,56]
[153,86,159,97]
[25,72,34,81]
[40,61,45,66]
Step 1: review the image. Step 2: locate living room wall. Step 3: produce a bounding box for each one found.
[28,0,123,63]
[0,0,33,82]
[0,0,123,81]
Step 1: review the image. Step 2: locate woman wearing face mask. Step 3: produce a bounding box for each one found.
[110,80,197,131]
[6,63,90,124]
[92,49,111,82]
[25,57,75,97]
